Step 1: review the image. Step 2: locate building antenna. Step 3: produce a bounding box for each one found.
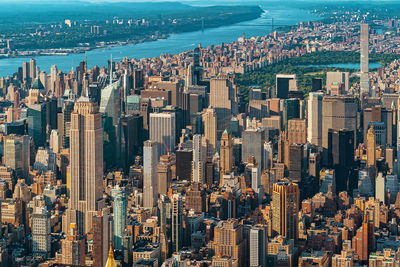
[110,54,113,86]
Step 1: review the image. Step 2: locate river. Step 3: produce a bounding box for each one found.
[0,5,320,77]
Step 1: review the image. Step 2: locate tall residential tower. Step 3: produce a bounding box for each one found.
[360,24,370,96]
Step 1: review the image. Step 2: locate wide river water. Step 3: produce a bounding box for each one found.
[0,5,320,77]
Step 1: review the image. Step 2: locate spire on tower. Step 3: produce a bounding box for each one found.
[84,51,87,73]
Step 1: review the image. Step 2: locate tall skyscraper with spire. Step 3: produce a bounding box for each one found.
[66,74,104,234]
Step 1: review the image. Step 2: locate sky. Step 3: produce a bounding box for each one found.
[0,0,378,1]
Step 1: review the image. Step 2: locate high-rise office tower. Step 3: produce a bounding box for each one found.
[307,92,323,146]
[58,100,75,148]
[176,148,193,181]
[272,181,299,240]
[22,61,30,83]
[326,71,349,93]
[3,135,30,182]
[352,214,375,262]
[122,69,131,113]
[50,65,58,92]
[186,183,206,213]
[367,127,376,167]
[249,225,268,267]
[242,127,266,170]
[171,193,183,253]
[143,140,159,209]
[397,98,400,176]
[322,96,357,150]
[61,223,85,266]
[202,107,217,156]
[32,207,51,258]
[157,155,172,195]
[112,187,127,250]
[185,63,195,90]
[68,98,104,234]
[363,106,392,146]
[49,129,60,153]
[120,114,143,173]
[283,99,300,132]
[376,173,385,204]
[360,24,370,97]
[99,80,121,126]
[158,194,172,237]
[209,77,237,131]
[30,58,36,80]
[192,134,206,185]
[92,209,111,267]
[288,143,303,181]
[287,119,307,144]
[250,160,261,193]
[27,102,47,147]
[39,71,47,91]
[311,77,323,92]
[328,129,355,192]
[220,129,234,175]
[149,112,175,156]
[209,219,245,266]
[276,74,296,99]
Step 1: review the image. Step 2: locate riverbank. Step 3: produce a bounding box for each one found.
[0,6,319,77]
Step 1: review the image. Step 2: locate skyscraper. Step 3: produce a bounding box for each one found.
[32,207,51,258]
[242,127,266,169]
[61,223,85,266]
[58,99,75,148]
[99,80,121,126]
[208,219,245,266]
[22,61,30,83]
[276,74,296,99]
[157,155,172,195]
[220,129,234,175]
[112,187,127,250]
[352,214,375,262]
[3,134,30,182]
[307,92,323,146]
[50,65,58,92]
[27,102,47,148]
[192,134,206,184]
[30,58,36,80]
[367,127,376,167]
[326,71,349,93]
[143,140,159,209]
[250,225,268,267]
[272,181,299,240]
[171,193,183,253]
[202,107,217,156]
[209,77,237,131]
[149,112,176,156]
[287,119,307,144]
[68,98,104,234]
[360,23,370,96]
[322,96,357,150]
[328,129,355,192]
[283,99,300,132]
[92,209,111,267]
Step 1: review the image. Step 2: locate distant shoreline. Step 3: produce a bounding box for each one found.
[0,6,263,61]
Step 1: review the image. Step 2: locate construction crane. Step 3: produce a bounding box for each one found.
[161,136,171,156]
